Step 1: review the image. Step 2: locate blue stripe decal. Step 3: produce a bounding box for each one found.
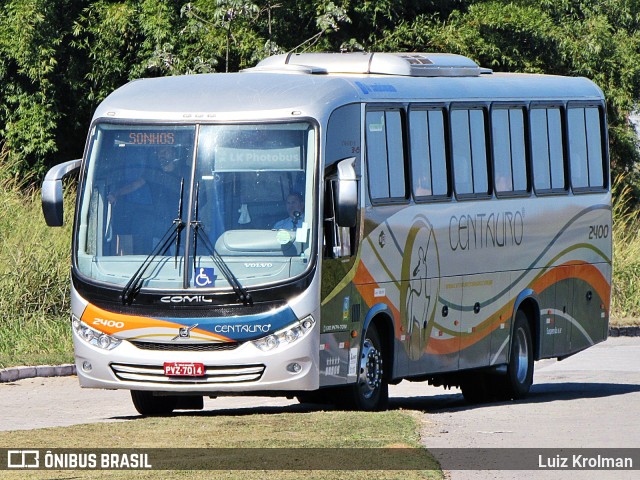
[158,306,298,341]
[355,81,370,94]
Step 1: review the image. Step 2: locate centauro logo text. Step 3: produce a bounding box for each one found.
[213,324,272,334]
[449,209,524,251]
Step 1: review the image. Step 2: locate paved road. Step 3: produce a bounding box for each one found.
[1,337,638,478]
[390,336,640,479]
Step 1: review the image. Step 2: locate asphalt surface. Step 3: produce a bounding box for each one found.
[1,337,638,479]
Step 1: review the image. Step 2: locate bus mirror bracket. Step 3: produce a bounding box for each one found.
[334,157,357,228]
[42,159,82,227]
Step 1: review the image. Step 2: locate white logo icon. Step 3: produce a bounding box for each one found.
[8,450,40,469]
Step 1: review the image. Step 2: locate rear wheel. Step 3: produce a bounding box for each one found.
[497,310,534,400]
[131,390,177,416]
[343,324,388,411]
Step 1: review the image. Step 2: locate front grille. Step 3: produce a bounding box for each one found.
[111,363,265,384]
[130,341,239,352]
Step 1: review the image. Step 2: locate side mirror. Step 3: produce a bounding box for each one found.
[334,157,358,227]
[42,159,82,226]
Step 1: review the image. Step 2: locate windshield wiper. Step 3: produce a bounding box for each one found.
[191,182,252,305]
[174,178,185,268]
[121,179,185,305]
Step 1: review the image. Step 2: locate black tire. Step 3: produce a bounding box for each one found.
[131,390,177,416]
[497,310,534,400]
[460,372,491,404]
[296,389,333,405]
[343,324,388,411]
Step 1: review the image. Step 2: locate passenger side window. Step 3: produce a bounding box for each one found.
[366,109,407,201]
[409,109,448,198]
[491,107,527,194]
[451,108,489,196]
[530,107,566,192]
[568,106,605,190]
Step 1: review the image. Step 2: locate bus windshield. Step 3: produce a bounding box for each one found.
[75,122,315,291]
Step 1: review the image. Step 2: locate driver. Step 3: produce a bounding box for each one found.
[273,192,304,230]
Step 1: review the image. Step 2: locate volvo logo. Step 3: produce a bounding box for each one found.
[172,324,198,341]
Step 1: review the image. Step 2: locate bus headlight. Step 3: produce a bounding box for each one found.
[72,315,122,351]
[253,316,315,352]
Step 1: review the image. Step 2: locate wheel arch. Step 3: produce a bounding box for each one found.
[512,289,541,360]
[362,303,395,381]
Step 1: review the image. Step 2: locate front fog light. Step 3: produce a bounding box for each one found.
[72,315,122,351]
[287,362,302,373]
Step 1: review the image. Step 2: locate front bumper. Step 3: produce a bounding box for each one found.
[72,322,320,393]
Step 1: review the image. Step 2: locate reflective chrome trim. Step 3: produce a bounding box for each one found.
[110,363,265,384]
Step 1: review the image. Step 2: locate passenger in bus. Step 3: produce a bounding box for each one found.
[107,146,185,254]
[107,146,180,206]
[273,192,304,230]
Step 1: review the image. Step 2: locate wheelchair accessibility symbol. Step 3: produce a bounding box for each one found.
[194,267,215,288]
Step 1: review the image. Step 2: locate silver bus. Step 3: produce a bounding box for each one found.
[43,52,611,414]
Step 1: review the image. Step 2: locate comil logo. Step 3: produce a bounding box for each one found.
[8,450,39,469]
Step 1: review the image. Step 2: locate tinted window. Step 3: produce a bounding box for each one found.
[568,108,589,188]
[366,110,406,201]
[492,108,527,194]
[409,109,447,197]
[531,107,565,192]
[586,108,604,188]
[568,106,605,190]
[366,111,390,199]
[387,111,406,197]
[451,108,488,196]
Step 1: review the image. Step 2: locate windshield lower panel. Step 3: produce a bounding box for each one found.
[75,122,315,292]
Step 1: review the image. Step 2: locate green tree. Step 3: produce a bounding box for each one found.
[376,0,640,181]
[1,0,640,187]
[0,0,86,176]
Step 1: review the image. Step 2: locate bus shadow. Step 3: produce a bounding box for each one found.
[110,382,640,420]
[389,381,640,413]
[111,402,327,420]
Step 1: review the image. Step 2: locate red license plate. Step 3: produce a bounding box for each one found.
[163,362,205,377]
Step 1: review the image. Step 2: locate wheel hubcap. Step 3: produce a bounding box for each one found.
[514,327,529,384]
[358,338,383,399]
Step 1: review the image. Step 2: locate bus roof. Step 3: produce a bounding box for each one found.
[93,53,604,123]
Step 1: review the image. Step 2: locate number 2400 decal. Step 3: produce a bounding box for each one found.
[589,224,609,239]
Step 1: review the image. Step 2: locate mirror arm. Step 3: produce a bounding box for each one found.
[42,159,82,227]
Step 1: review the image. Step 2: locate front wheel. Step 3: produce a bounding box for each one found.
[343,324,388,411]
[131,390,177,416]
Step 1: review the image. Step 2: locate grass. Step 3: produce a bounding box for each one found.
[0,409,443,479]
[610,175,640,326]
[0,169,74,369]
